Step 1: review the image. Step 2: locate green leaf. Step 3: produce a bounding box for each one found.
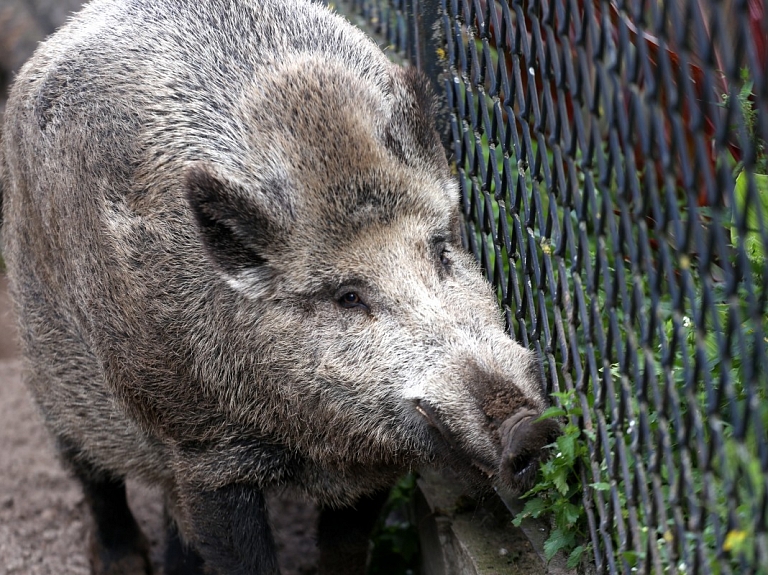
[536,406,566,421]
[539,458,556,477]
[553,467,570,496]
[563,502,582,525]
[543,528,576,561]
[555,502,583,527]
[731,171,768,267]
[590,482,611,491]
[515,497,548,521]
[567,545,586,568]
[524,497,549,516]
[562,423,580,436]
[521,481,549,497]
[556,433,576,461]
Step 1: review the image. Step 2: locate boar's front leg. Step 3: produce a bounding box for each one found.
[163,507,205,575]
[176,481,280,575]
[58,438,152,575]
[317,490,389,575]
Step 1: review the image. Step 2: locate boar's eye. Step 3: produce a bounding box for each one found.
[338,291,368,311]
[440,247,451,267]
[433,236,453,272]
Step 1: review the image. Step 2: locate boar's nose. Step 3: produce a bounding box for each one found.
[498,408,561,492]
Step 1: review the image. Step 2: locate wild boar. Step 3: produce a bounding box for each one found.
[0,0,561,573]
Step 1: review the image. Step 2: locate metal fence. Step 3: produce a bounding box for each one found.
[339,0,768,573]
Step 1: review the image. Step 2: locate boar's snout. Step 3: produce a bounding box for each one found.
[498,409,561,492]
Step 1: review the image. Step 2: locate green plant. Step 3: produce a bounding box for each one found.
[726,69,768,176]
[731,170,768,269]
[727,68,768,270]
[511,389,594,569]
[510,279,767,573]
[455,28,768,575]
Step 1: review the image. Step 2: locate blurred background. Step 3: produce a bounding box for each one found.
[0,0,85,119]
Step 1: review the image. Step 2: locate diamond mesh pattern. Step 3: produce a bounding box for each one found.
[342,1,768,572]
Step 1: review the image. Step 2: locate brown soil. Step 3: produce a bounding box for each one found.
[0,275,319,575]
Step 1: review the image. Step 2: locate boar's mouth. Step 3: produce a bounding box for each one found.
[415,400,560,493]
[414,399,497,478]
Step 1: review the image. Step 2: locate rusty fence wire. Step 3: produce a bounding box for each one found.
[340,0,768,573]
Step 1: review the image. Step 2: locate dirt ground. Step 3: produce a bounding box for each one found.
[0,275,320,575]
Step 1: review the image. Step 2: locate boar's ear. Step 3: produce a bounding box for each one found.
[184,164,286,276]
[384,67,446,171]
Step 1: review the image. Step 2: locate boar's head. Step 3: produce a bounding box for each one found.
[184,56,559,501]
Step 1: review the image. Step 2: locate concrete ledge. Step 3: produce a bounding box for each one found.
[415,469,577,575]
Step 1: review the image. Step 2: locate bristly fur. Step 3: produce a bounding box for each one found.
[0,1,558,572]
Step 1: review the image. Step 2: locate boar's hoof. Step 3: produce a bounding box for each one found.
[498,409,561,492]
[88,531,153,575]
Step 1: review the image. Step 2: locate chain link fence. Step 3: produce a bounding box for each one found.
[339,1,768,573]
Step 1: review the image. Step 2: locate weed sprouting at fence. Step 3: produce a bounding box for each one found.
[340,1,768,573]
